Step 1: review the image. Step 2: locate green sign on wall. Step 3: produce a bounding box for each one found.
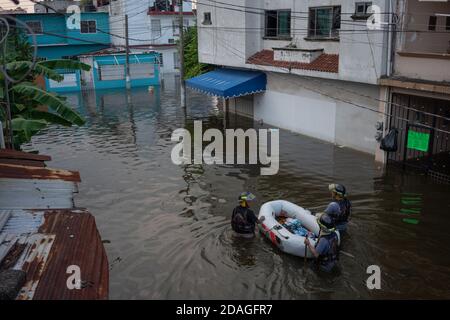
[407,130,430,152]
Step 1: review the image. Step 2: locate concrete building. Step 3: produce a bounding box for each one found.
[13,12,111,59]
[0,6,27,14]
[12,12,111,92]
[380,0,450,182]
[34,0,81,13]
[94,0,196,74]
[193,0,393,159]
[79,50,160,89]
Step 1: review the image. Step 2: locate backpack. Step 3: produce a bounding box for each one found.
[231,207,253,233]
[337,199,352,223]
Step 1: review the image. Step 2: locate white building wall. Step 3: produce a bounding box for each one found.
[132,46,179,74]
[197,0,389,84]
[198,0,247,67]
[254,73,380,154]
[196,0,389,156]
[34,0,80,13]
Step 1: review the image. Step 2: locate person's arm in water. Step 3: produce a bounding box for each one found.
[305,237,327,259]
[304,237,319,258]
[248,209,260,225]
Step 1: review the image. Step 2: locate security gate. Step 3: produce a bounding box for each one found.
[388,93,450,182]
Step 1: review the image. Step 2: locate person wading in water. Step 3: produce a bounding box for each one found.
[231,192,259,238]
[325,183,352,233]
[304,213,340,273]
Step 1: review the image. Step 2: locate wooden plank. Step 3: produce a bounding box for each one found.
[0,150,51,162]
[0,164,81,182]
[0,158,46,168]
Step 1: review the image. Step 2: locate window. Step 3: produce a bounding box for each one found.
[97,0,110,7]
[168,38,175,44]
[355,2,372,16]
[203,12,212,25]
[428,16,437,31]
[446,16,450,31]
[158,53,163,66]
[308,6,341,39]
[25,21,43,34]
[152,19,161,37]
[172,19,189,36]
[264,10,291,39]
[172,19,178,35]
[154,0,171,12]
[173,51,180,69]
[99,65,125,81]
[352,2,372,19]
[130,63,155,79]
[80,20,96,33]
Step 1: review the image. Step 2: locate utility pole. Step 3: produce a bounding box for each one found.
[125,14,131,90]
[178,0,186,108]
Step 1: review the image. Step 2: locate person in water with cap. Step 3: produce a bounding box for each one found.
[325,183,352,232]
[304,213,340,273]
[231,192,259,238]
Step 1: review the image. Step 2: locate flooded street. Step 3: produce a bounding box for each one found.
[23,77,450,299]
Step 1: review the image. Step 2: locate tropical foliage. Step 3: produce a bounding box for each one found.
[183,26,212,80]
[1,31,90,149]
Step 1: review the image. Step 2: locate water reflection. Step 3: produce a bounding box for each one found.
[23,75,450,299]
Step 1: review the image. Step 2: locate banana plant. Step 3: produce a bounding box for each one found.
[1,58,91,149]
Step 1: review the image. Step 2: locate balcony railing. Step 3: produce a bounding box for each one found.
[148,4,175,13]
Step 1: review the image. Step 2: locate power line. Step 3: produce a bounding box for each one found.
[189,0,450,34]
[200,27,450,135]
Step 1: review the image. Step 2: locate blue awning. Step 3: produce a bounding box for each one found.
[186,68,266,99]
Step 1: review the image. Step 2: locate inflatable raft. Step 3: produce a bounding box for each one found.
[258,200,340,258]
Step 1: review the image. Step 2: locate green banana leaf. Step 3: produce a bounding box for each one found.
[6,61,63,82]
[11,117,48,142]
[24,109,73,126]
[38,59,91,72]
[11,83,85,126]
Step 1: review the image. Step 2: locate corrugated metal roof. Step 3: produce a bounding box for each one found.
[0,152,109,300]
[0,178,77,210]
[0,209,109,300]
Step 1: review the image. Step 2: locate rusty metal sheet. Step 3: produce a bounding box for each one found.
[0,209,109,300]
[0,150,51,162]
[31,209,109,300]
[0,150,50,167]
[0,152,108,300]
[15,234,55,300]
[0,158,46,167]
[0,164,81,182]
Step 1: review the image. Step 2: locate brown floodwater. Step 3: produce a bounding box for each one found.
[24,76,450,299]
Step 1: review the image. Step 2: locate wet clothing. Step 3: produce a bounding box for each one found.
[315,232,339,273]
[231,205,258,235]
[325,198,352,231]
